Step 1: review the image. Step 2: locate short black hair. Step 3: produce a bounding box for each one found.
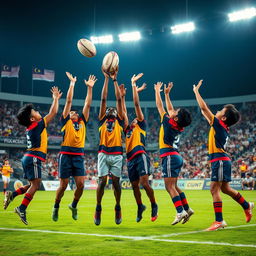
[223,104,240,127]
[16,104,33,127]
[176,108,192,128]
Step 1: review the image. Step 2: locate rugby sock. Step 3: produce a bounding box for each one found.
[136,199,142,206]
[11,186,27,199]
[54,199,61,208]
[172,196,183,213]
[19,193,33,212]
[233,192,249,210]
[115,204,121,211]
[3,188,6,194]
[71,199,79,208]
[96,204,102,211]
[213,201,223,222]
[179,192,189,211]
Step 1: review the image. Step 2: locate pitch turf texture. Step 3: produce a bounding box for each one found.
[0,190,255,256]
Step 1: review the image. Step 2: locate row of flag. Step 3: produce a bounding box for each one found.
[0,65,55,82]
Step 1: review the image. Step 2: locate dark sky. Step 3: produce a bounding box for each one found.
[0,0,256,101]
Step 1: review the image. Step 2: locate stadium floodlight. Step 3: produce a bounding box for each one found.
[228,7,256,22]
[171,22,195,34]
[90,35,113,44]
[118,31,141,42]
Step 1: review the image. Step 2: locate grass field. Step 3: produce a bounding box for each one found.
[0,189,255,256]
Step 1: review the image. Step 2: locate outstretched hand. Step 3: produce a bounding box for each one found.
[154,81,163,92]
[110,66,119,80]
[131,73,144,84]
[193,79,203,93]
[136,83,147,93]
[51,86,62,99]
[164,82,173,94]
[84,75,97,88]
[119,84,127,97]
[66,72,77,84]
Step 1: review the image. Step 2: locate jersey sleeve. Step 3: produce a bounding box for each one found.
[209,114,215,126]
[60,114,70,127]
[80,112,87,126]
[160,112,167,123]
[37,118,46,132]
[117,116,124,128]
[98,114,106,127]
[137,119,146,130]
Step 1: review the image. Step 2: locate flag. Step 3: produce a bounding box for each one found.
[1,65,20,78]
[32,68,55,82]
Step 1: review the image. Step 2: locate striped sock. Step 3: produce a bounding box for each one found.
[233,192,249,210]
[19,193,33,211]
[172,195,184,213]
[179,192,189,211]
[11,187,27,199]
[213,201,223,222]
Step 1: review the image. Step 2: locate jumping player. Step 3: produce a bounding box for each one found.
[52,72,97,221]
[1,159,13,195]
[121,73,158,222]
[155,81,194,225]
[94,67,123,226]
[4,86,62,225]
[193,79,254,231]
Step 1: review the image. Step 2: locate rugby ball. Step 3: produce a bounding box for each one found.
[102,51,119,73]
[14,180,23,190]
[77,38,96,57]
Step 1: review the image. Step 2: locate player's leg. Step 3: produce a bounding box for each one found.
[175,185,194,224]
[138,154,158,221]
[4,184,30,210]
[221,182,254,222]
[2,176,8,195]
[110,154,123,225]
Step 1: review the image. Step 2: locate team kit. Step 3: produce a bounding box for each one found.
[3,59,254,231]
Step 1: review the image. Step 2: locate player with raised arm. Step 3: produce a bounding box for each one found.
[120,73,158,222]
[155,81,193,225]
[94,67,124,226]
[4,87,62,225]
[52,72,97,221]
[1,159,13,195]
[193,79,254,231]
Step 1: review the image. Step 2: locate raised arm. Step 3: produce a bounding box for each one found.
[110,68,123,119]
[83,74,97,122]
[119,84,129,129]
[44,86,62,125]
[164,82,175,115]
[98,69,109,120]
[63,72,76,118]
[154,82,165,116]
[131,73,145,121]
[193,80,214,124]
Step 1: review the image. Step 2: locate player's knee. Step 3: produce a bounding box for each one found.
[76,182,84,190]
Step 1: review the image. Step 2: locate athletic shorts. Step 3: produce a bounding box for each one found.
[97,153,123,178]
[211,160,231,182]
[2,176,10,183]
[127,153,151,182]
[58,154,85,179]
[241,172,246,179]
[21,155,42,180]
[161,154,183,178]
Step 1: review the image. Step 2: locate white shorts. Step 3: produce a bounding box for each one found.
[97,153,123,178]
[2,176,10,183]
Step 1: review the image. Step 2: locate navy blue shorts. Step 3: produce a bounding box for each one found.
[161,154,183,178]
[127,154,151,182]
[58,154,85,179]
[21,155,42,180]
[211,160,231,182]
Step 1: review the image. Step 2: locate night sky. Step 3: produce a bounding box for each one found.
[0,0,256,101]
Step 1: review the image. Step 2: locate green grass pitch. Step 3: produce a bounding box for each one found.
[0,189,255,256]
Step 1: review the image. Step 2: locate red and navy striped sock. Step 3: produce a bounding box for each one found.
[213,201,223,222]
[11,187,27,200]
[179,192,189,211]
[172,195,184,213]
[19,193,33,212]
[233,192,249,210]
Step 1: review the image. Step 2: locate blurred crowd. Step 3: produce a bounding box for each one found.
[1,100,255,182]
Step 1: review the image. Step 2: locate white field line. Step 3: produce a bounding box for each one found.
[149,223,256,238]
[0,225,256,248]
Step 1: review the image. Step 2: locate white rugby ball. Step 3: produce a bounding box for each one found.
[77,38,96,57]
[14,180,23,190]
[102,51,119,73]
